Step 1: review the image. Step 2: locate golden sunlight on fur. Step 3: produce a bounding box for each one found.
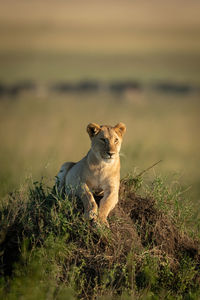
[56,122,126,226]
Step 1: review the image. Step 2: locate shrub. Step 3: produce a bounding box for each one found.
[0,176,199,299]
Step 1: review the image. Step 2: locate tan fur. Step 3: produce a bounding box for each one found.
[56,122,126,226]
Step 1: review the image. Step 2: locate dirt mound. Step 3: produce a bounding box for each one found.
[89,179,200,277]
[116,180,199,263]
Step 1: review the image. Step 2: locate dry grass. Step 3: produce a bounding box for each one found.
[1,0,200,53]
[0,0,200,83]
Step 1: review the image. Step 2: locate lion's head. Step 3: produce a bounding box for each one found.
[87,122,126,162]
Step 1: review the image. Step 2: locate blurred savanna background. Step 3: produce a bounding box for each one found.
[0,0,200,219]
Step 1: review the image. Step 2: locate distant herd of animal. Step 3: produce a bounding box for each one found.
[0,80,199,98]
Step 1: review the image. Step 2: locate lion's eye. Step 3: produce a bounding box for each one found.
[100,138,106,143]
[114,138,119,144]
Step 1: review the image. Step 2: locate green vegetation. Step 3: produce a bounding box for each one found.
[0,176,199,299]
[0,1,200,298]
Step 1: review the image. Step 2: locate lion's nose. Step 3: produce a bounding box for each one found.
[106,151,115,158]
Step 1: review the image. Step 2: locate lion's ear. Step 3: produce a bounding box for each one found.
[114,122,126,138]
[87,123,101,138]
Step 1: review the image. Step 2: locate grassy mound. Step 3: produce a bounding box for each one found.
[0,176,199,299]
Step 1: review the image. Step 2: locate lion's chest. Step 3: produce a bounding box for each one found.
[87,164,112,191]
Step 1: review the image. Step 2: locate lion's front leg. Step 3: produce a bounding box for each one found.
[98,187,119,226]
[77,183,98,221]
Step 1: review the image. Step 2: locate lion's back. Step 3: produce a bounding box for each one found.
[56,161,76,192]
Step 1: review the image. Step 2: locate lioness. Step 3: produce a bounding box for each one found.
[56,122,126,226]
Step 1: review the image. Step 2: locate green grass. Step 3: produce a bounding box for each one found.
[0,93,199,298]
[0,176,199,299]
